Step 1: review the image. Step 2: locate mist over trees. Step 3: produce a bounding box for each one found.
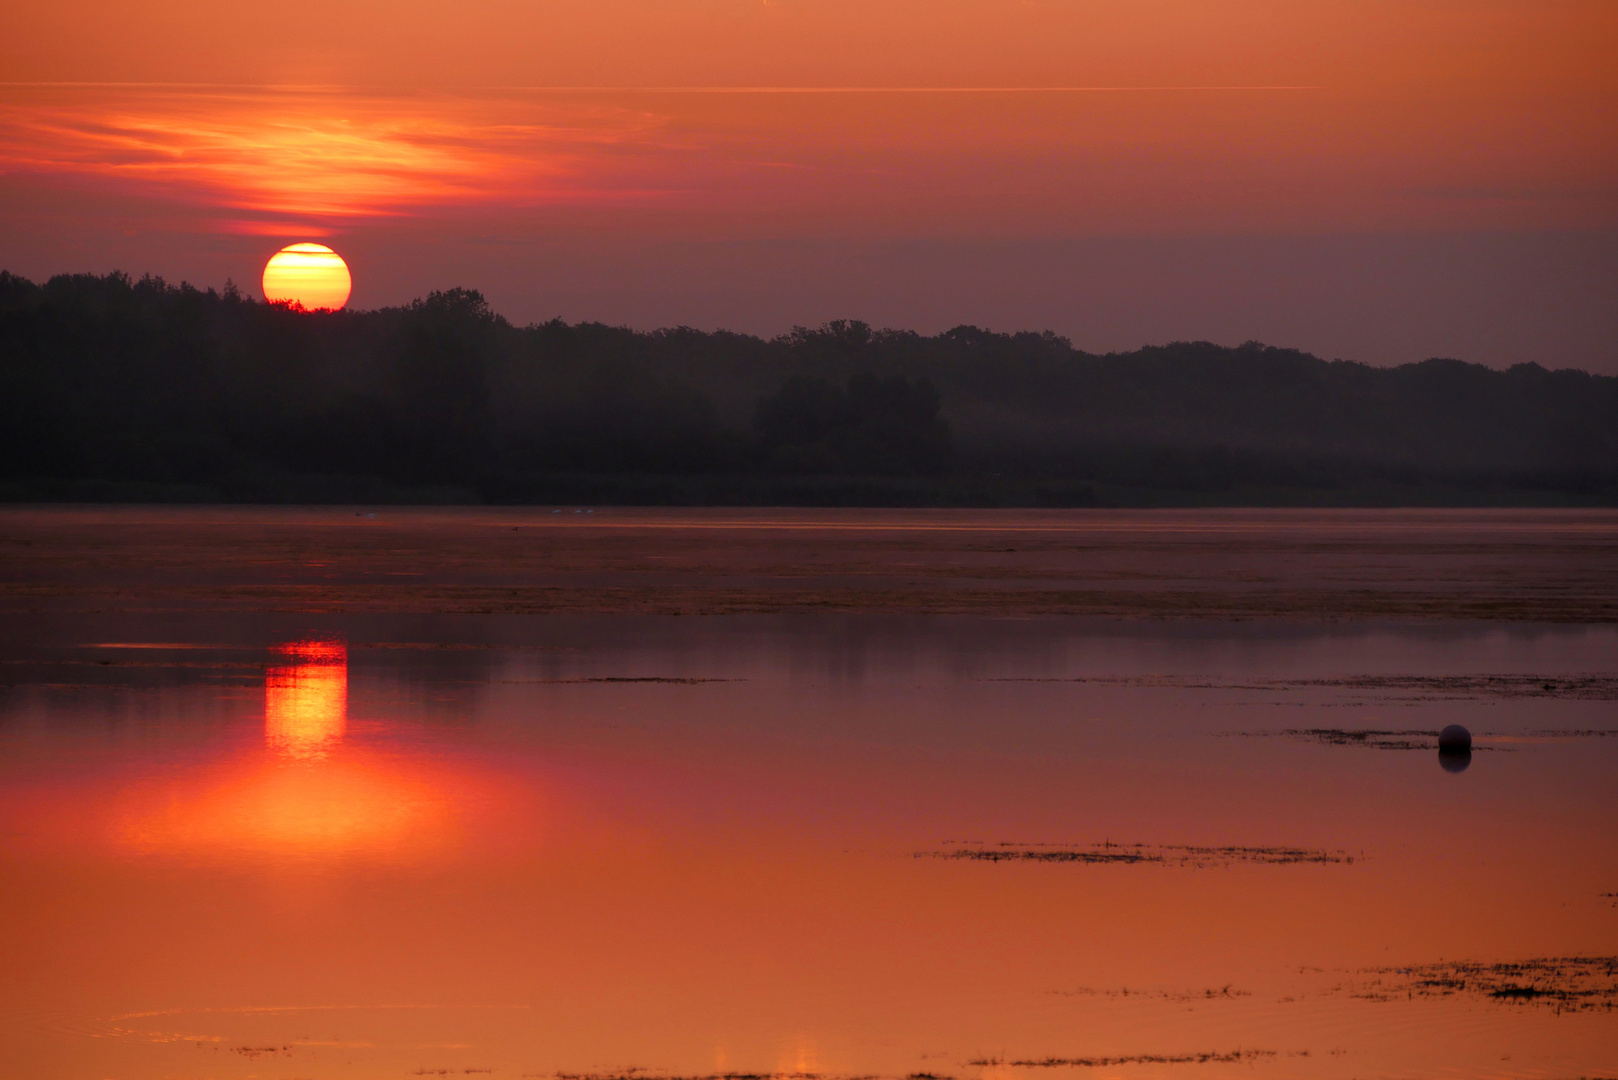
[2,270,1616,505]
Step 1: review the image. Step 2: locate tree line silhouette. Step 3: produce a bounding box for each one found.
[2,270,1615,504]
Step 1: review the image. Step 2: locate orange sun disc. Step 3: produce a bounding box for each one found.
[262,243,352,311]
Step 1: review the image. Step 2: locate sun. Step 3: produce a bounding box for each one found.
[262,242,352,311]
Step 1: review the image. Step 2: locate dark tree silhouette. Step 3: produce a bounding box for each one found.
[754,373,953,475]
[2,270,1615,504]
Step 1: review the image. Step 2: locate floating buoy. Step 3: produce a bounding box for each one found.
[1438,724,1472,773]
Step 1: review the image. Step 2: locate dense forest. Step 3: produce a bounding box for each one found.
[3,270,1616,505]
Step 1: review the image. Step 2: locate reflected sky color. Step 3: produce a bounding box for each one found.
[0,614,1615,1078]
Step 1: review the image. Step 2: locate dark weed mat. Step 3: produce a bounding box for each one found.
[970,1050,1277,1068]
[497,677,742,684]
[1226,727,1616,749]
[0,657,742,691]
[920,841,1356,867]
[981,674,1618,700]
[549,1074,943,1080]
[1347,956,1618,1012]
[354,642,585,651]
[1231,728,1491,751]
[1,658,265,670]
[1048,986,1251,1001]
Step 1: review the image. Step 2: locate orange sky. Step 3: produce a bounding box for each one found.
[7,0,1614,93]
[1,0,1615,368]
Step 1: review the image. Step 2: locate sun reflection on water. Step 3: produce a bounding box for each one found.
[265,640,347,761]
[111,638,501,862]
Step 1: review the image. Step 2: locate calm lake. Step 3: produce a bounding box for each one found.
[1,510,1615,1079]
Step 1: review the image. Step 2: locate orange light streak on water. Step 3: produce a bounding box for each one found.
[265,639,348,760]
[115,752,462,862]
[108,640,511,864]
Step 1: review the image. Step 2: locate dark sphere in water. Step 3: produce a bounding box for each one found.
[1438,724,1471,752]
[1438,749,1472,773]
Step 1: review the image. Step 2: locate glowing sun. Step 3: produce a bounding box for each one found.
[262,242,352,310]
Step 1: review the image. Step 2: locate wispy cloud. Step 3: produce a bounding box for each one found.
[0,88,676,219]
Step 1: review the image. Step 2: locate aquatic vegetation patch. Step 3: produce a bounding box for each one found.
[969,1050,1276,1068]
[1229,727,1614,749]
[985,674,1618,700]
[8,508,1618,622]
[545,1073,951,1080]
[1300,674,1618,700]
[2,658,265,669]
[1227,727,1522,750]
[499,677,741,684]
[355,641,582,650]
[554,1073,825,1080]
[1349,956,1618,1012]
[1050,985,1251,1001]
[549,1071,949,1080]
[1272,728,1438,750]
[920,841,1355,867]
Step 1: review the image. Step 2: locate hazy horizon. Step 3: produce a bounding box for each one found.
[6,232,1616,376]
[4,1,1614,373]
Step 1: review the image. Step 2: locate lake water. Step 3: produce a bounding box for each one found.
[2,520,1616,1079]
